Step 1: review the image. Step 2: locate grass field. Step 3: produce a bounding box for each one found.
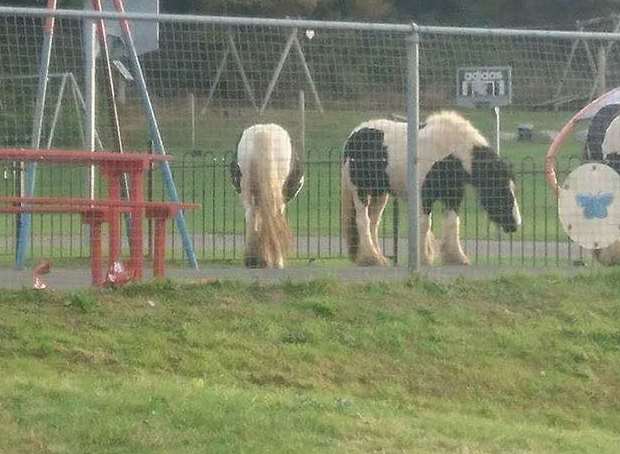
[1,271,619,453]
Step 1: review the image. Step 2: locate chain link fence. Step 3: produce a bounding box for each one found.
[0,7,619,269]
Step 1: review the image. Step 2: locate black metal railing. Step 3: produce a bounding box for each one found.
[0,154,590,267]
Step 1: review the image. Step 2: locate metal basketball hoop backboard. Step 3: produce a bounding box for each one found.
[558,163,620,249]
[84,0,159,56]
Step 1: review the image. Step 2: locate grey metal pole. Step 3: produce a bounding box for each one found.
[45,72,68,149]
[261,28,297,113]
[406,25,420,272]
[205,46,229,109]
[227,31,258,110]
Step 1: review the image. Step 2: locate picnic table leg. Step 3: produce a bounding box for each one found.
[105,170,122,265]
[129,169,144,280]
[153,216,166,278]
[88,217,104,286]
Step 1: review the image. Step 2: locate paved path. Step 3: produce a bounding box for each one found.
[0,261,595,290]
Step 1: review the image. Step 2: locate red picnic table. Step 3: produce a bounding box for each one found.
[0,148,195,285]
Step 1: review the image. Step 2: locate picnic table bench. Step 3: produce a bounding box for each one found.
[0,148,198,286]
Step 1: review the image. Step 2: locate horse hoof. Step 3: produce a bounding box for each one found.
[245,256,267,268]
[356,255,388,267]
[442,257,470,266]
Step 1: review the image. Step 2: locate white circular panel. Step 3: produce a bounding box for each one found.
[559,163,620,249]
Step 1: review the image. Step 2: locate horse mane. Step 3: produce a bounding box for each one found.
[423,111,489,150]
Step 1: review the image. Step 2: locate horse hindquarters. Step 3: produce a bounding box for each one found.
[238,125,293,268]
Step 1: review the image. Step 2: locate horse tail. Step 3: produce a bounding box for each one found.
[341,161,359,261]
[249,128,291,266]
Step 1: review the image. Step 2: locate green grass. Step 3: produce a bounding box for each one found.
[1,272,620,452]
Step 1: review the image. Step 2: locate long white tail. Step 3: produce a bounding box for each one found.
[246,129,291,267]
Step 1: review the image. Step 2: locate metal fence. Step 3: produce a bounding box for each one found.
[0,6,619,269]
[0,151,591,267]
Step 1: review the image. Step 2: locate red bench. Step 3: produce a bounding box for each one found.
[0,197,198,285]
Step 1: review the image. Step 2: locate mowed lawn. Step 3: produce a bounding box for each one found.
[1,272,619,453]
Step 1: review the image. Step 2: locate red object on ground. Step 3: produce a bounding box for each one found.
[32,259,52,289]
[105,261,132,287]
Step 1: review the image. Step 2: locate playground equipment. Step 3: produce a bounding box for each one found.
[553,15,620,107]
[202,27,323,114]
[15,0,198,270]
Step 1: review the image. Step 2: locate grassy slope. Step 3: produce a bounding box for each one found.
[1,273,619,453]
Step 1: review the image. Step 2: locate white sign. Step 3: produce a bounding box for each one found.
[456,66,512,107]
[84,0,159,56]
[558,163,620,249]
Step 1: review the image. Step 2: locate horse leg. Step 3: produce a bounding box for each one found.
[353,193,385,266]
[244,206,266,268]
[421,212,436,266]
[369,193,390,266]
[440,209,469,265]
[275,203,286,269]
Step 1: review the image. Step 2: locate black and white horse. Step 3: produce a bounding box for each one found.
[341,111,522,266]
[230,124,304,268]
[584,104,620,265]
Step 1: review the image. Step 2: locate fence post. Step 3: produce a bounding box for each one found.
[406,24,421,272]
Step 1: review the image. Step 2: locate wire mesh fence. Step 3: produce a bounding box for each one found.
[1,7,619,273]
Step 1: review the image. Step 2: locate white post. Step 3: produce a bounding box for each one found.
[190,92,196,150]
[598,46,607,97]
[494,106,501,155]
[299,89,305,157]
[84,20,97,200]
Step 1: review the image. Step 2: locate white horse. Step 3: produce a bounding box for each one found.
[342,111,522,266]
[230,124,304,268]
[584,104,620,265]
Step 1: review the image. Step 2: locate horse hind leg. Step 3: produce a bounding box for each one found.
[353,193,387,266]
[244,206,267,268]
[274,203,288,269]
[368,193,390,266]
[421,213,437,266]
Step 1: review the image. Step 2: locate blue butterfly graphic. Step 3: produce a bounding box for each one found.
[575,192,614,220]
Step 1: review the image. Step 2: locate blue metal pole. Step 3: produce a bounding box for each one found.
[16,0,57,270]
[112,0,199,269]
